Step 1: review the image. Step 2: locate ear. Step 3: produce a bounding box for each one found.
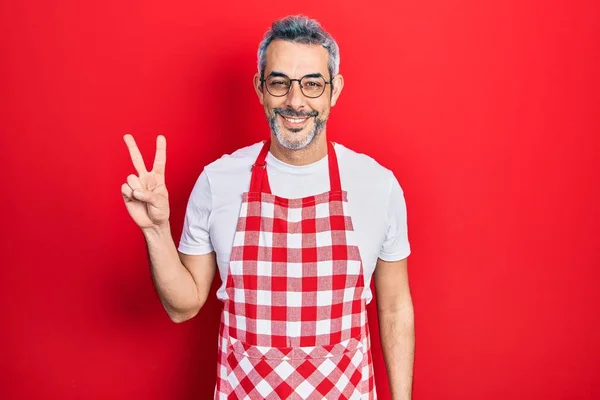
[330,74,344,107]
[253,73,265,105]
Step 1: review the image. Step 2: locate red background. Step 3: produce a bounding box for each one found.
[1,0,599,399]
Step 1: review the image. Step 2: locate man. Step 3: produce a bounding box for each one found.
[122,15,414,400]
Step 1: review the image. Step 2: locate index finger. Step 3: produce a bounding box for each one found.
[152,135,167,175]
[123,134,148,175]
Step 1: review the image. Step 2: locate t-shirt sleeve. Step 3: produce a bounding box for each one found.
[379,172,411,261]
[178,170,214,255]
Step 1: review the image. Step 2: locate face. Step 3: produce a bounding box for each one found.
[254,40,344,150]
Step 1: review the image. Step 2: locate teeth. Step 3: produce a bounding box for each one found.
[284,117,306,124]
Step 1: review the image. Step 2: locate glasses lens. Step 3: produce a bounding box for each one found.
[300,76,326,98]
[265,76,291,96]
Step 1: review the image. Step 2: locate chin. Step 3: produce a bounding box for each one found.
[274,127,317,150]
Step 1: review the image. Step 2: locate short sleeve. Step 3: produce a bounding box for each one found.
[178,170,214,255]
[379,173,411,261]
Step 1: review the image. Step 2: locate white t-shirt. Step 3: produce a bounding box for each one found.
[178,141,411,304]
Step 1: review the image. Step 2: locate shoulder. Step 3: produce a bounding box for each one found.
[335,142,400,193]
[190,141,264,200]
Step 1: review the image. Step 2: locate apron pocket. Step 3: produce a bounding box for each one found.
[228,335,363,360]
[225,336,366,399]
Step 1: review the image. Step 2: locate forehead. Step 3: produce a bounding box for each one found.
[264,40,329,77]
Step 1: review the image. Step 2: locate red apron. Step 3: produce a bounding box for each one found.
[214,140,377,399]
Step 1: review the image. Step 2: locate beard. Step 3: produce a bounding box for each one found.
[267,107,327,150]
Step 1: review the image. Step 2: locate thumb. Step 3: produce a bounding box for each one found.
[133,188,158,205]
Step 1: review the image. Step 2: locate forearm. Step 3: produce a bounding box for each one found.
[378,303,415,400]
[142,222,201,322]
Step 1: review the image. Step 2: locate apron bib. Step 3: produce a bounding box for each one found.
[214,140,377,399]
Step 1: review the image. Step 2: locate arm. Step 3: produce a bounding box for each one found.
[142,224,217,323]
[374,257,415,400]
[122,134,216,323]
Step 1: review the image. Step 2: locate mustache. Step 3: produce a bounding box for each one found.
[274,108,318,118]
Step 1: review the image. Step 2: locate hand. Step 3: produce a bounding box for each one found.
[121,134,170,230]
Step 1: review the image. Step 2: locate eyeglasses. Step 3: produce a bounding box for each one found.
[260,73,332,98]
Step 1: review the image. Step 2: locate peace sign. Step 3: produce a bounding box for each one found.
[121,134,170,230]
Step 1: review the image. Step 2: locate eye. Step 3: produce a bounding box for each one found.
[269,80,288,86]
[304,80,323,88]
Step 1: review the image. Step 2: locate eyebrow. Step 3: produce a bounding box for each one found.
[267,71,325,79]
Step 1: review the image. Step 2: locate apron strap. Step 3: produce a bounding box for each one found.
[327,140,342,192]
[249,140,272,194]
[249,139,341,194]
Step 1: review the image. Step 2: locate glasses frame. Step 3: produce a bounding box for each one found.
[260,73,333,99]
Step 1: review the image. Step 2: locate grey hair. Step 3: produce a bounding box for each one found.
[257,15,340,81]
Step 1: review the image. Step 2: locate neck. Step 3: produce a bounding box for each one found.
[269,131,329,166]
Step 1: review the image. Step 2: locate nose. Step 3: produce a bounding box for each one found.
[284,80,305,109]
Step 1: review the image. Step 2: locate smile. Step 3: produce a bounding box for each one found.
[280,115,310,127]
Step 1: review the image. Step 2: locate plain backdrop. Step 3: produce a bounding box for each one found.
[1,0,599,399]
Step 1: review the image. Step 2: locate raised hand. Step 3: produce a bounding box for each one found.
[121,134,170,230]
